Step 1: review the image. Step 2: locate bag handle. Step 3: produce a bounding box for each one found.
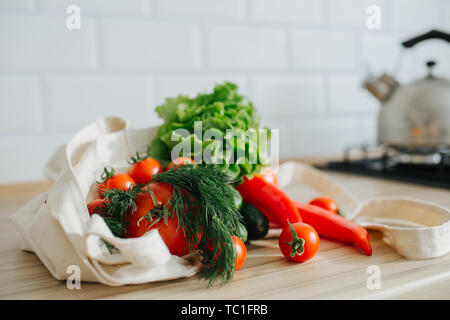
[277,161,450,259]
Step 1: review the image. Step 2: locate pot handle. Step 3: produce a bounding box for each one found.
[402,29,450,48]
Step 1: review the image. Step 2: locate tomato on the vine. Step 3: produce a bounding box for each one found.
[279,221,319,263]
[309,196,339,214]
[166,157,197,170]
[128,157,162,184]
[98,167,135,198]
[125,182,196,257]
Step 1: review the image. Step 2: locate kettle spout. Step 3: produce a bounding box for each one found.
[363,73,399,103]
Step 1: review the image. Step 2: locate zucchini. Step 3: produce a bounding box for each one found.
[240,202,269,240]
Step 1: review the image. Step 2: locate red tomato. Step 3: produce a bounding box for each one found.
[309,196,338,214]
[258,168,278,186]
[128,157,162,184]
[279,221,319,263]
[125,182,197,257]
[166,157,197,170]
[125,182,173,238]
[98,173,135,198]
[157,217,191,257]
[205,235,247,271]
[87,198,107,216]
[233,235,247,271]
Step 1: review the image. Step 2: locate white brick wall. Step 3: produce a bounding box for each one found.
[291,30,357,70]
[205,25,288,70]
[99,20,201,70]
[0,76,41,133]
[249,0,322,24]
[0,0,35,11]
[252,75,325,117]
[0,0,449,183]
[38,0,151,15]
[0,13,97,71]
[327,0,386,28]
[154,0,245,20]
[390,0,441,33]
[42,75,155,131]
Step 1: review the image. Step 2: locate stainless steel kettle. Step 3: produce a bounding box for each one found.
[363,30,450,153]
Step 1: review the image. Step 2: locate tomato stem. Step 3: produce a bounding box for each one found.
[139,186,171,232]
[128,151,147,164]
[98,166,115,184]
[285,220,305,258]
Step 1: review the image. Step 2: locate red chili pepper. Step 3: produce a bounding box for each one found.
[294,201,372,256]
[236,175,301,228]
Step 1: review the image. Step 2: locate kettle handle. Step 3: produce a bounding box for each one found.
[402,29,450,48]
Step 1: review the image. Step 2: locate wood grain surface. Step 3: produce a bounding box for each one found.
[0,171,449,300]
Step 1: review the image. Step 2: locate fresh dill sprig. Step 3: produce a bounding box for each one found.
[100,185,146,237]
[98,165,243,286]
[151,164,243,286]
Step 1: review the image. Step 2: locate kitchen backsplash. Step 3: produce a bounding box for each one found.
[0,0,449,183]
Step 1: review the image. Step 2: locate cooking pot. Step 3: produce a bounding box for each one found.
[363,30,450,153]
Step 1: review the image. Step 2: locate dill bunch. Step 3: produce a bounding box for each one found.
[151,164,243,286]
[99,165,243,286]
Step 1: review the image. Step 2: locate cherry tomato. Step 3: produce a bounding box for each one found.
[98,173,135,198]
[204,235,247,271]
[125,182,173,238]
[166,157,197,170]
[128,157,163,184]
[87,198,107,216]
[125,182,197,257]
[258,168,278,186]
[279,221,319,263]
[157,217,192,257]
[309,196,339,214]
[233,235,247,270]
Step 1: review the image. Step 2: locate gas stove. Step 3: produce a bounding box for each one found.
[316,144,450,189]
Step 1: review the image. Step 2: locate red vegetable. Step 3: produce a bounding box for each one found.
[87,198,107,216]
[125,182,197,257]
[259,168,278,186]
[232,235,247,270]
[295,201,372,256]
[128,157,162,184]
[205,235,247,271]
[236,175,301,228]
[279,221,319,263]
[98,167,135,198]
[166,157,197,170]
[309,196,339,214]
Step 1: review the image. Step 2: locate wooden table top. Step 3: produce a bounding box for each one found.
[1,169,449,300]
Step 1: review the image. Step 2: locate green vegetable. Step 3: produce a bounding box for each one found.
[149,82,271,183]
[151,165,243,286]
[102,165,243,286]
[236,222,248,243]
[240,202,269,240]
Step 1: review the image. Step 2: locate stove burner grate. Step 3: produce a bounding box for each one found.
[316,144,450,189]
